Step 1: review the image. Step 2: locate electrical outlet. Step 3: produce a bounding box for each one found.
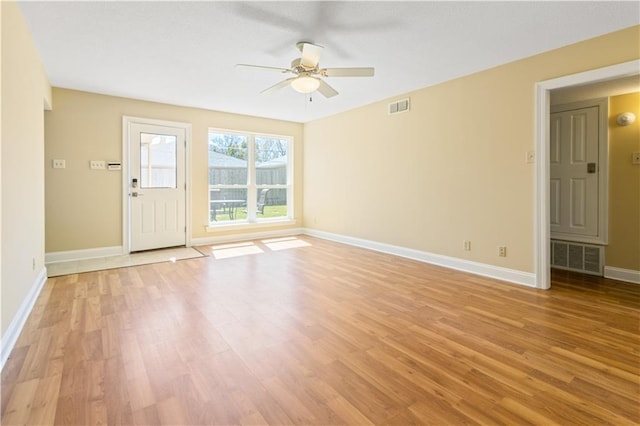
[463,240,471,251]
[526,150,535,164]
[52,159,65,169]
[90,160,106,170]
[498,246,507,257]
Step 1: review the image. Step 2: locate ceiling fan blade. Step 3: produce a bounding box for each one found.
[234,4,304,32]
[317,79,339,98]
[299,42,324,69]
[236,64,291,73]
[321,67,375,77]
[261,77,297,94]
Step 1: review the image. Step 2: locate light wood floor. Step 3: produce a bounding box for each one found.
[2,236,639,425]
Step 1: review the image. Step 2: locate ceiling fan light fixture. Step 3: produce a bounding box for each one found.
[291,75,320,94]
[239,42,372,99]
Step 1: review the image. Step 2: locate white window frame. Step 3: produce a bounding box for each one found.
[207,128,293,227]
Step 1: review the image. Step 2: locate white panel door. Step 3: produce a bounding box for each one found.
[129,123,186,252]
[550,106,599,239]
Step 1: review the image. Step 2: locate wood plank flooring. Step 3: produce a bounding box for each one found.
[2,236,639,425]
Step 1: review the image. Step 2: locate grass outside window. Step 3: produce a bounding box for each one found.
[212,205,287,222]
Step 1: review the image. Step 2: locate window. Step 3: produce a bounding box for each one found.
[208,129,292,224]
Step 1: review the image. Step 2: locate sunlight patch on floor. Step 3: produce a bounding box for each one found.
[210,241,256,250]
[211,243,264,259]
[205,236,312,260]
[262,237,312,251]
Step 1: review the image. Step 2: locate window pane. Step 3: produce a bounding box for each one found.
[210,188,247,222]
[257,188,287,219]
[209,133,248,185]
[140,133,176,188]
[256,137,288,185]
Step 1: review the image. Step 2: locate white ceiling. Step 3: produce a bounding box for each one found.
[18,1,640,123]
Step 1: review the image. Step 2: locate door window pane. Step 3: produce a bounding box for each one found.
[140,132,177,188]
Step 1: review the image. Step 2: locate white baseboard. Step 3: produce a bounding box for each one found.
[1,267,48,371]
[45,245,124,264]
[604,266,640,284]
[192,227,304,246]
[304,228,537,288]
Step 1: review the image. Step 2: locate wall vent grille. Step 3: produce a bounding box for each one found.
[389,98,410,115]
[551,240,603,276]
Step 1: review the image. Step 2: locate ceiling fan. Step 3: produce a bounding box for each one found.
[237,42,374,98]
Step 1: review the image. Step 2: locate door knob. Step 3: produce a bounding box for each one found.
[587,163,597,173]
[131,192,144,197]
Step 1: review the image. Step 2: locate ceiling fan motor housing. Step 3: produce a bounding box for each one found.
[291,58,317,74]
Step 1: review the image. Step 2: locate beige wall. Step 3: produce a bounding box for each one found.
[1,0,3,338]
[1,1,51,338]
[1,0,3,334]
[607,92,640,271]
[304,25,640,274]
[45,88,304,252]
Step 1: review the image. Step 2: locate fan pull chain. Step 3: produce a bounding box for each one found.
[304,93,313,108]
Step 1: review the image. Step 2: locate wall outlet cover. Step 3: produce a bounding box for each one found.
[90,160,106,170]
[526,151,535,164]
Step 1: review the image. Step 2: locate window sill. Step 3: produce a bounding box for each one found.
[205,218,297,233]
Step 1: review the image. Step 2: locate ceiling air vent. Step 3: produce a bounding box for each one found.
[389,98,410,115]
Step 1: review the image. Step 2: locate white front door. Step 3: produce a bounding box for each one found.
[127,121,186,252]
[550,105,600,241]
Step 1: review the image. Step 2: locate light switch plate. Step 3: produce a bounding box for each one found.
[52,159,65,169]
[633,152,640,165]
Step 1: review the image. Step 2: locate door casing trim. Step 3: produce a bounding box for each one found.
[122,116,192,254]
[534,59,639,289]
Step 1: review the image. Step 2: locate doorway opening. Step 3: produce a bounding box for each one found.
[535,59,640,289]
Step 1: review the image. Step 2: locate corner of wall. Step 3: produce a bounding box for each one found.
[0,268,47,371]
[606,91,640,273]
[1,0,50,359]
[43,76,52,111]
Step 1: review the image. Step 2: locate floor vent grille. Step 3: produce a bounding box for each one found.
[551,240,603,276]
